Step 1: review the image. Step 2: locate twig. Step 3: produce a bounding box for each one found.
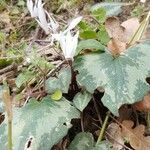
[0,63,17,75]
[35,60,66,88]
[0,71,16,84]
[46,60,66,78]
[80,112,84,132]
[92,96,102,126]
[105,131,132,150]
[92,122,132,150]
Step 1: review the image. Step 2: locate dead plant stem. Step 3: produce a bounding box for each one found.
[92,96,102,125]
[80,112,84,132]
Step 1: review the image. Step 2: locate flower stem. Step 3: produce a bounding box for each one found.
[8,120,12,150]
[2,79,13,150]
[96,111,110,145]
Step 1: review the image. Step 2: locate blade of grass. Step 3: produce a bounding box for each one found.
[3,79,12,150]
[128,11,150,46]
[96,111,110,145]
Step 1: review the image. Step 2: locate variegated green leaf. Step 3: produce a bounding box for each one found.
[94,141,113,150]
[74,40,150,115]
[15,70,34,88]
[76,39,105,56]
[45,67,71,93]
[68,132,94,150]
[68,133,113,150]
[91,2,128,17]
[0,97,80,150]
[73,91,92,112]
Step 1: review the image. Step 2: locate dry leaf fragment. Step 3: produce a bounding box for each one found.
[121,18,140,42]
[105,17,140,56]
[133,93,150,111]
[105,17,140,43]
[106,122,124,150]
[107,38,127,55]
[105,17,124,41]
[0,11,13,32]
[142,27,150,40]
[121,120,150,150]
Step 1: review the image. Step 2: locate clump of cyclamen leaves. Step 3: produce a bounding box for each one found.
[73,15,150,115]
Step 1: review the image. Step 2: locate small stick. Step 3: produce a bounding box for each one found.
[92,96,102,125]
[0,63,17,75]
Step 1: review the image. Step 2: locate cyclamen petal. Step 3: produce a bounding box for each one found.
[65,16,83,33]
[59,33,67,56]
[140,0,146,3]
[52,16,82,59]
[45,11,59,33]
[33,0,38,17]
[59,31,79,60]
[65,31,73,58]
[27,0,34,17]
[27,0,59,34]
[37,0,49,34]
[72,31,79,56]
[69,31,79,58]
[49,16,59,32]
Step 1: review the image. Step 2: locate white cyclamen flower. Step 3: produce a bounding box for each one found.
[35,0,50,34]
[27,0,38,17]
[65,16,83,33]
[52,16,82,41]
[140,0,146,3]
[46,11,59,33]
[27,0,59,34]
[59,31,79,60]
[52,16,82,59]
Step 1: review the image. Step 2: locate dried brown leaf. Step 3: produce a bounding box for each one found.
[142,27,150,40]
[133,93,150,111]
[107,38,127,55]
[105,17,124,42]
[106,123,124,150]
[121,18,140,42]
[0,11,13,32]
[121,120,150,150]
[105,17,140,43]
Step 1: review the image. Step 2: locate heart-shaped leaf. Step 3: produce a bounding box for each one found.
[73,91,92,112]
[80,30,97,39]
[92,8,106,23]
[45,67,71,93]
[15,70,34,88]
[91,2,128,17]
[0,97,79,150]
[76,39,105,56]
[74,40,150,115]
[68,132,94,150]
[68,132,112,150]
